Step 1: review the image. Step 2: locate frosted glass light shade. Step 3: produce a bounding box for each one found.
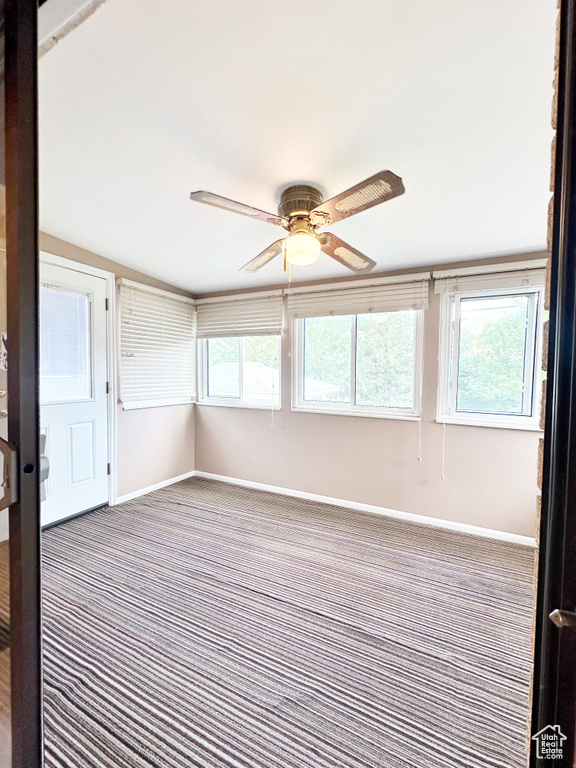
[283,233,321,266]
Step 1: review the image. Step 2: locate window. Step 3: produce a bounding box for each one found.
[200,335,280,407]
[119,279,196,409]
[435,263,546,429]
[40,285,92,403]
[196,291,283,408]
[294,310,422,418]
[290,275,429,419]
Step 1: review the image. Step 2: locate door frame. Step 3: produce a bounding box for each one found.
[5,0,42,764]
[39,251,118,511]
[4,0,576,766]
[531,0,576,764]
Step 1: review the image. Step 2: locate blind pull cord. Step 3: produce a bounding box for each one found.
[441,421,446,480]
[418,417,423,463]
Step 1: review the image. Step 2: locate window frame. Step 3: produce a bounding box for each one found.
[197,335,282,410]
[291,310,424,420]
[436,284,545,430]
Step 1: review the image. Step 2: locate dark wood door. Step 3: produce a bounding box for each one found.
[4,0,42,766]
[532,1,576,766]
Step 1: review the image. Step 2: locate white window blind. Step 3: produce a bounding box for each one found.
[119,279,196,409]
[434,260,547,294]
[196,291,283,338]
[286,273,430,319]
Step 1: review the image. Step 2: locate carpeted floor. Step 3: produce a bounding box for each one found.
[0,539,11,768]
[41,478,535,768]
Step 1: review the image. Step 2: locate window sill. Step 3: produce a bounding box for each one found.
[292,404,421,421]
[436,414,543,431]
[196,400,281,411]
[121,398,195,410]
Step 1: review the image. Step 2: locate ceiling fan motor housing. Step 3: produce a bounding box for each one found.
[278,185,323,220]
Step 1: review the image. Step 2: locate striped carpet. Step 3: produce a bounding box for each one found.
[0,539,10,768]
[41,478,535,768]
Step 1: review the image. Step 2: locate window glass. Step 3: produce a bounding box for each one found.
[40,286,91,403]
[243,336,279,405]
[303,315,352,403]
[204,336,280,405]
[356,311,415,409]
[207,337,241,399]
[456,294,532,415]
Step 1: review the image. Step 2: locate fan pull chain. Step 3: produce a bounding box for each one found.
[441,421,446,480]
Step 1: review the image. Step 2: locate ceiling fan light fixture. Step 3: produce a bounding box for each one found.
[283,232,321,266]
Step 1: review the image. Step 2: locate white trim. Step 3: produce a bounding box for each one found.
[436,284,545,430]
[198,335,282,408]
[40,252,119,508]
[432,259,548,280]
[115,470,197,504]
[194,471,536,548]
[196,401,281,411]
[40,250,113,280]
[105,274,118,505]
[291,311,424,419]
[117,277,195,305]
[284,271,432,295]
[122,398,195,410]
[438,414,544,431]
[291,404,420,421]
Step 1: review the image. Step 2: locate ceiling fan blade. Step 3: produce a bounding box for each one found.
[240,239,285,272]
[318,233,377,274]
[190,191,288,227]
[309,171,405,226]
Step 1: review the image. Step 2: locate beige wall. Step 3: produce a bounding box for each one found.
[40,233,195,499]
[36,236,543,536]
[195,253,544,538]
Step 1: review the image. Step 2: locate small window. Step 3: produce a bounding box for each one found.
[200,335,280,408]
[437,287,544,429]
[293,310,423,418]
[40,285,92,403]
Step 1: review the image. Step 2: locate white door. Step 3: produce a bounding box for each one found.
[40,262,109,526]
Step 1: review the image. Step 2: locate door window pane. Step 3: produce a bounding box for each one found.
[243,336,280,405]
[356,311,415,409]
[456,294,533,414]
[40,287,92,403]
[206,337,241,399]
[303,315,351,403]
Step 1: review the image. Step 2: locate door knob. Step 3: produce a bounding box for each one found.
[549,609,576,629]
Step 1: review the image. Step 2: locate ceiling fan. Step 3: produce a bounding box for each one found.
[189,170,405,275]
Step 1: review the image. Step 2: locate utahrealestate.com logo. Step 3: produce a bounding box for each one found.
[532,725,567,760]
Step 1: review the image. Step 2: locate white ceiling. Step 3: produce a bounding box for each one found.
[38,0,557,294]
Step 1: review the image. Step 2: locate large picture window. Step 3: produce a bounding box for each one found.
[293,310,423,418]
[435,263,546,429]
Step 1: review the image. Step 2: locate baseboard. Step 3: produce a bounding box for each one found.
[194,470,537,548]
[115,470,196,505]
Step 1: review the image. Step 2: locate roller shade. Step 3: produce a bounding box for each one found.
[434,260,547,294]
[196,291,283,338]
[119,279,196,408]
[286,273,430,319]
